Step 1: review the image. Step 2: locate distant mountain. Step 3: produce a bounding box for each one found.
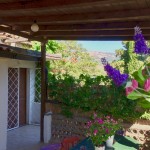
[88,51,117,63]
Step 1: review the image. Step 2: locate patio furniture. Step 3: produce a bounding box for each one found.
[40,137,80,150]
[60,136,80,150]
[71,137,95,150]
[71,135,139,150]
[105,134,140,150]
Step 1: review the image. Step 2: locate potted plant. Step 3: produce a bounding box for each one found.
[85,114,121,149]
[104,116,122,147]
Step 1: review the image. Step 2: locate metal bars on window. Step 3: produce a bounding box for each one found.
[7,68,19,130]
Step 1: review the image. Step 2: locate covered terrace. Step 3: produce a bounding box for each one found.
[0,0,150,150]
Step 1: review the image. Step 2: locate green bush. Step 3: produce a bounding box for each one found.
[47,73,145,121]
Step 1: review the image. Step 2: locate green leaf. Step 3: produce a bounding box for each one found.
[132,68,145,86]
[145,98,150,103]
[127,90,150,103]
[137,99,150,109]
[127,91,145,100]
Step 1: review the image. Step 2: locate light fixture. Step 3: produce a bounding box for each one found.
[31,20,39,32]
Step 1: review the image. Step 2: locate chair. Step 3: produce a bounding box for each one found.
[71,137,95,150]
[60,137,80,150]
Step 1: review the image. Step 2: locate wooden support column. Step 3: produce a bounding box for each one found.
[40,41,47,142]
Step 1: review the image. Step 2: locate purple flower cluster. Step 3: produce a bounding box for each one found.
[104,63,128,86]
[134,26,149,54]
[96,118,103,124]
[86,121,92,129]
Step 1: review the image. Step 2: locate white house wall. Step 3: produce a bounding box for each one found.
[0,60,8,150]
[29,68,41,125]
[0,58,36,150]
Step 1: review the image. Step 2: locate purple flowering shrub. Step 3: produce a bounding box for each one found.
[101,57,128,87]
[102,27,150,108]
[134,26,149,54]
[104,63,128,86]
[85,113,121,146]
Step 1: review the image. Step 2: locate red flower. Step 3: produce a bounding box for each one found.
[94,129,98,136]
[126,87,131,96]
[126,80,138,96]
[132,79,138,89]
[97,118,103,124]
[144,78,150,91]
[106,128,109,133]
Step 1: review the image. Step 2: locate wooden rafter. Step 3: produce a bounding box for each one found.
[33,30,137,37]
[40,36,136,41]
[0,0,134,11]
[0,26,44,42]
[15,21,150,31]
[0,0,149,40]
[1,8,150,25]
[0,0,150,144]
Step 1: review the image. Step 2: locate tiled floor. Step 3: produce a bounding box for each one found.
[7,125,48,150]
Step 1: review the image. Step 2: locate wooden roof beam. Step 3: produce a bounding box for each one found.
[0,26,44,42]
[42,35,150,41]
[15,21,150,31]
[0,0,134,10]
[33,30,138,37]
[40,36,138,41]
[1,8,150,24]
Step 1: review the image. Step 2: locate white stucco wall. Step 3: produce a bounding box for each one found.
[0,60,8,150]
[31,102,41,124]
[29,68,41,125]
[28,68,41,124]
[0,58,36,150]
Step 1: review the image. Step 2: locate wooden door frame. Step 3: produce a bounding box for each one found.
[19,68,27,126]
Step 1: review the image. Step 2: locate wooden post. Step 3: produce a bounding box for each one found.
[40,41,46,142]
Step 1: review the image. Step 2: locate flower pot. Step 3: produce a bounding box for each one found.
[95,145,105,150]
[106,135,114,147]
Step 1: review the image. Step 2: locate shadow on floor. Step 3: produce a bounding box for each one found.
[7,125,47,150]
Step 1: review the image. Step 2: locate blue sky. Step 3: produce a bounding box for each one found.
[77,41,124,53]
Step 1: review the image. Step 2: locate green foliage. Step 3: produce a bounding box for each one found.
[32,40,101,78]
[49,41,101,77]
[31,40,149,121]
[31,41,41,51]
[113,41,150,116]
[48,73,141,121]
[32,40,61,53]
[132,68,145,86]
[113,41,143,74]
[140,111,150,120]
[126,67,150,106]
[85,116,120,146]
[61,106,73,118]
